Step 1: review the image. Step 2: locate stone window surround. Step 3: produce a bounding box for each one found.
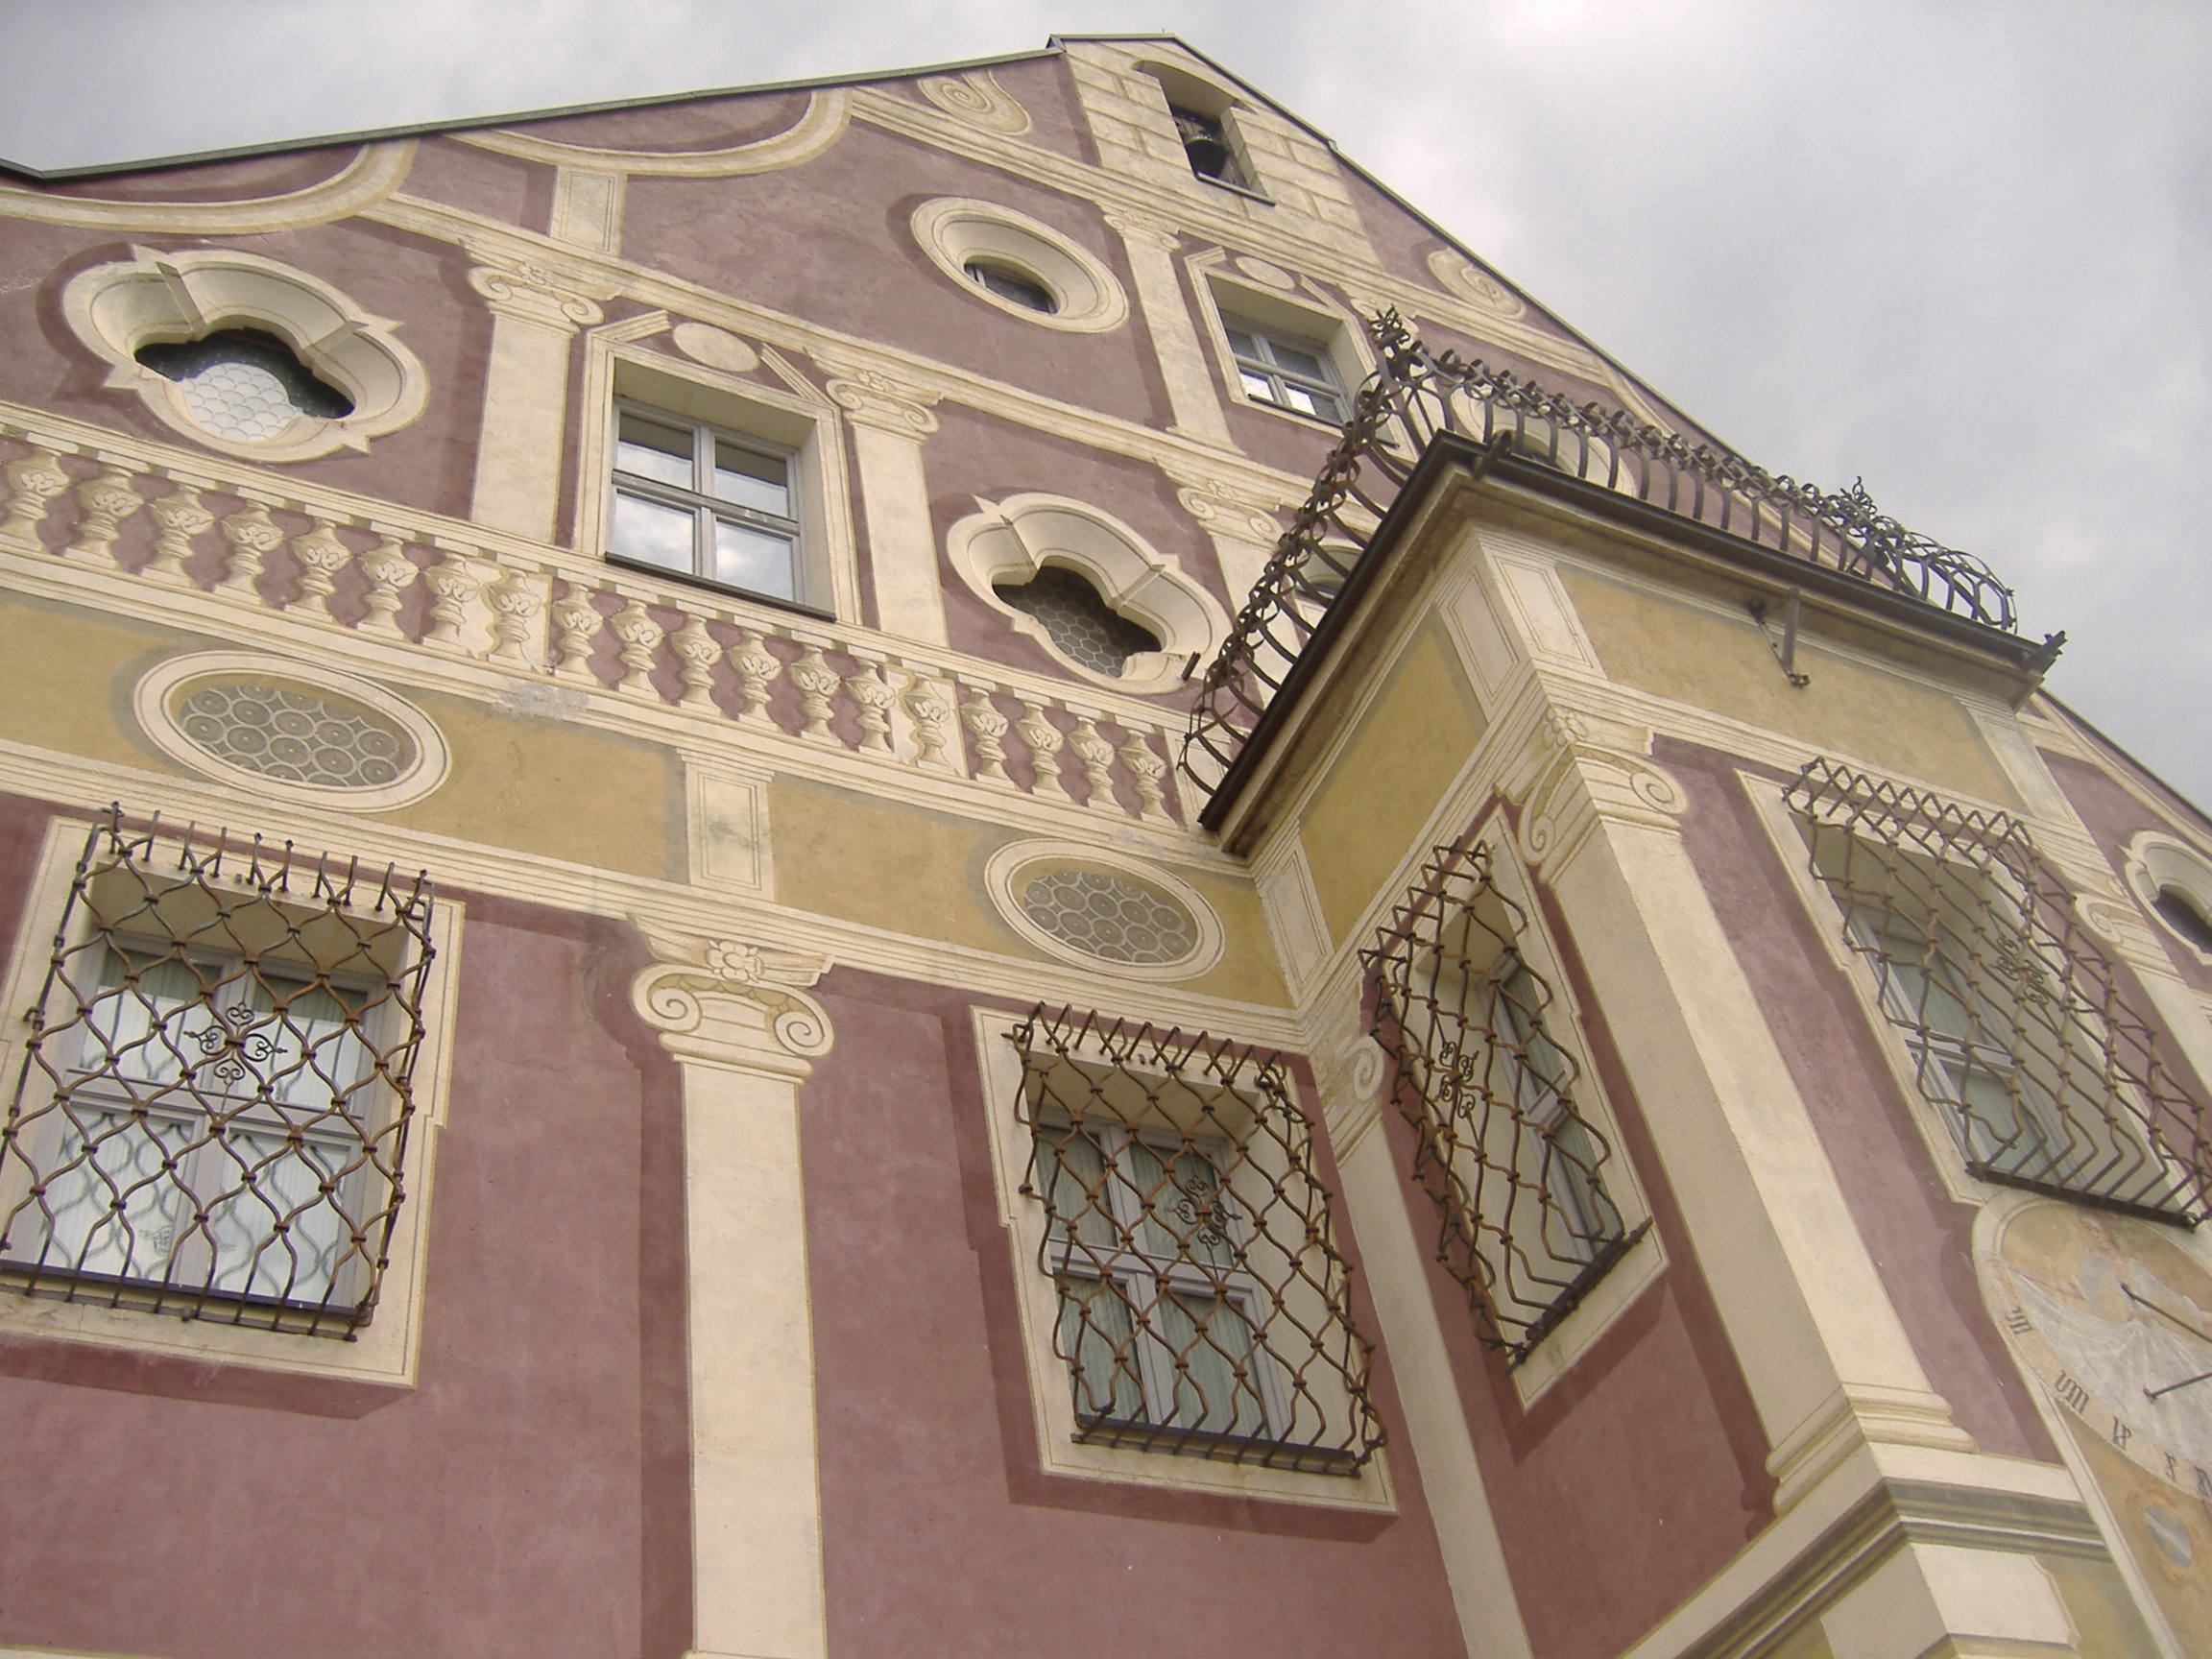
[1191,258,1373,432]
[62,245,428,463]
[944,492,1229,694]
[133,650,450,813]
[573,341,855,624]
[910,197,1130,334]
[2125,830,2212,966]
[968,1003,1397,1513]
[984,837,1224,981]
[0,810,461,1391]
[1134,59,1270,203]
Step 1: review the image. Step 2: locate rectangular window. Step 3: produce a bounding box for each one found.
[1220,314,1347,423]
[0,809,437,1335]
[1365,838,1644,1360]
[1008,1006,1382,1474]
[609,402,803,604]
[1787,757,2210,1222]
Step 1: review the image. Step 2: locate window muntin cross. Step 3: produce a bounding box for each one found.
[610,405,802,603]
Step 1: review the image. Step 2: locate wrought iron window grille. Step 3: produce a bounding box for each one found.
[1182,313,2049,805]
[1788,759,2211,1224]
[1006,1005,1383,1474]
[1364,839,1645,1361]
[0,806,436,1335]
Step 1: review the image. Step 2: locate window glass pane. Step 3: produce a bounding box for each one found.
[31,1108,195,1281]
[1239,370,1278,403]
[1284,384,1329,419]
[612,490,698,573]
[712,443,789,517]
[1272,343,1329,379]
[1056,1274,1145,1423]
[1224,327,1262,361]
[1038,1123,1119,1254]
[965,260,1057,314]
[202,1128,353,1302]
[711,518,798,601]
[1154,1290,1269,1436]
[615,414,696,490]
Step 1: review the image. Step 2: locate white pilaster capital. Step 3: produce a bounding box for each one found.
[466,258,607,331]
[1508,704,1689,872]
[1104,210,1184,253]
[1163,467,1288,543]
[630,920,834,1076]
[818,360,942,437]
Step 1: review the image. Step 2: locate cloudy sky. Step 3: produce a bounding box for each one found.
[4,1,2207,806]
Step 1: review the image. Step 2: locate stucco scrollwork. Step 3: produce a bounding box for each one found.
[459,89,851,177]
[631,919,834,1073]
[918,70,1033,135]
[1510,706,1687,872]
[0,143,413,232]
[1166,468,1286,545]
[466,259,607,331]
[1426,249,1527,320]
[817,358,942,437]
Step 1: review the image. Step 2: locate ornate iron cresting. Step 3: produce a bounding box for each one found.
[1007,1006,1382,1473]
[0,807,436,1334]
[1365,839,1643,1359]
[1183,314,2027,800]
[1789,760,2210,1223]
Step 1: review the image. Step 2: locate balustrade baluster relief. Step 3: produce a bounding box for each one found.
[144,483,214,586]
[215,500,283,598]
[672,614,720,709]
[0,446,71,545]
[422,550,485,652]
[959,684,1014,785]
[1119,733,1176,824]
[611,598,666,697]
[843,653,897,754]
[290,518,352,621]
[899,665,961,774]
[70,467,142,567]
[359,537,418,638]
[728,629,783,724]
[789,644,841,743]
[487,567,546,666]
[1067,712,1120,813]
[549,589,604,680]
[1014,698,1072,804]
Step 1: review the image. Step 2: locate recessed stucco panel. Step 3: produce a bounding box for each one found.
[0,590,185,773]
[770,777,1289,1005]
[1300,623,1486,945]
[1559,568,2017,806]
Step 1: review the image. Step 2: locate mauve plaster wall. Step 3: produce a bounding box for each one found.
[2043,748,2212,998]
[1397,795,1774,1659]
[802,970,1469,1659]
[0,806,688,1659]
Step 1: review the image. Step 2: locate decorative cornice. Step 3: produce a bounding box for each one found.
[630,919,834,1076]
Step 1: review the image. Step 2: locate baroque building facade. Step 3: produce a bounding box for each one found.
[2,34,2211,1659]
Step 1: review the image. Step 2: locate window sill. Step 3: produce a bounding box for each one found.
[604,554,836,623]
[1198,176,1275,206]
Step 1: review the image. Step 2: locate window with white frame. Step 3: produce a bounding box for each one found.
[0,808,437,1336]
[1787,757,2212,1224]
[1006,1005,1382,1473]
[1364,837,1644,1360]
[608,403,804,605]
[1220,314,1346,423]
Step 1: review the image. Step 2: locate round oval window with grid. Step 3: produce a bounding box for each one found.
[986,841,1224,981]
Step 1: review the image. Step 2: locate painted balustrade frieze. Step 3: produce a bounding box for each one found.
[0,413,1186,827]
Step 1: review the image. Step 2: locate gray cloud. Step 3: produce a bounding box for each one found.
[5,0,2206,805]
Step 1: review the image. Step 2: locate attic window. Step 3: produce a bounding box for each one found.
[135,329,353,443]
[1168,106,1248,189]
[995,565,1162,677]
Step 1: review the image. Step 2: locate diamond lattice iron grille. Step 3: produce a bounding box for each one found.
[1007,1006,1383,1473]
[1363,839,1644,1360]
[1788,759,2210,1223]
[0,806,436,1334]
[1183,313,2033,805]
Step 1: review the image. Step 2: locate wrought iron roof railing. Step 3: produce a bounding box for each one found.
[1181,314,2024,804]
